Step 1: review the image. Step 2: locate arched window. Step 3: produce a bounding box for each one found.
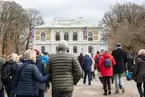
[73,32,77,41]
[88,32,93,41]
[64,32,69,41]
[41,32,45,41]
[55,32,60,41]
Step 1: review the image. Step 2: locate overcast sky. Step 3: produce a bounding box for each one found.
[14,0,144,24]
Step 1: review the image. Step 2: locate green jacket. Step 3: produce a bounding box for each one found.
[47,52,82,91]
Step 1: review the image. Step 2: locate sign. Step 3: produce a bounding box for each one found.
[83,27,88,40]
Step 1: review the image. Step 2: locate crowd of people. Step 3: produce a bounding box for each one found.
[78,43,144,97]
[0,40,144,97]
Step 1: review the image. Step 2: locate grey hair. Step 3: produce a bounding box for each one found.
[138,49,145,55]
[7,53,20,63]
[24,50,36,62]
[104,49,109,54]
[57,40,68,52]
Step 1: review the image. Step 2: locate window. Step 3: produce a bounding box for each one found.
[88,32,93,41]
[94,32,98,40]
[41,32,45,41]
[73,46,77,53]
[88,46,93,53]
[64,32,69,41]
[73,32,77,41]
[41,46,45,53]
[55,32,60,41]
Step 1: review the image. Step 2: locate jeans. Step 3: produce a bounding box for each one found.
[114,73,124,90]
[83,71,91,85]
[38,90,44,97]
[137,83,145,97]
[103,77,111,93]
[52,90,73,97]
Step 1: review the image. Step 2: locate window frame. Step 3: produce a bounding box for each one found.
[41,32,46,41]
[64,32,69,41]
[73,46,77,53]
[88,32,93,41]
[73,32,78,41]
[41,46,45,53]
[88,46,93,53]
[55,32,60,41]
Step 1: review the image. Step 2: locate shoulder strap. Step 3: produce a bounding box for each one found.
[15,63,27,88]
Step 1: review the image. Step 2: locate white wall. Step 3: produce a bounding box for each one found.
[33,27,107,54]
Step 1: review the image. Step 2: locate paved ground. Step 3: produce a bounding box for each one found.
[46,78,139,97]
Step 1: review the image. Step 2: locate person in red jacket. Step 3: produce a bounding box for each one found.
[94,50,104,84]
[98,50,116,96]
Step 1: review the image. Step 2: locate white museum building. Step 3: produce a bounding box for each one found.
[33,18,106,55]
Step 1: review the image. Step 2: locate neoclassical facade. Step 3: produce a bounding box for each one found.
[33,18,106,55]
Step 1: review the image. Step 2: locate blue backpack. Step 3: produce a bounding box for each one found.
[104,58,112,68]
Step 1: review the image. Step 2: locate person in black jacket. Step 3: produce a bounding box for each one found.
[78,53,84,78]
[133,49,145,97]
[3,53,19,97]
[112,43,127,94]
[34,49,48,97]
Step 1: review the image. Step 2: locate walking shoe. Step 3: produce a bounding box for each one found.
[108,91,111,95]
[122,88,125,93]
[115,90,119,94]
[103,92,107,96]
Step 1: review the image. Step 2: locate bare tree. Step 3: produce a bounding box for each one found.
[25,8,44,50]
[100,3,145,54]
[0,1,24,56]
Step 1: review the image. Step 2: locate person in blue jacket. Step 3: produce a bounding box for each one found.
[14,50,50,97]
[83,52,92,85]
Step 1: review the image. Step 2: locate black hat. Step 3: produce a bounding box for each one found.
[116,43,121,47]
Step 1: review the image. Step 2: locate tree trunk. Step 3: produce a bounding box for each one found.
[25,27,31,50]
[16,43,19,55]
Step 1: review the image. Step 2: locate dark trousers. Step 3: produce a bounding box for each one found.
[99,77,103,84]
[52,90,73,97]
[0,88,4,97]
[5,85,15,97]
[38,90,44,97]
[103,77,111,93]
[83,71,91,85]
[137,83,145,97]
[16,95,38,97]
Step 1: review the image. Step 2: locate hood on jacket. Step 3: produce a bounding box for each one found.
[42,55,49,64]
[103,53,111,59]
[5,59,17,64]
[137,54,145,61]
[23,59,35,64]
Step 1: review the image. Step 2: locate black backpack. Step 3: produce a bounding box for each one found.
[1,61,16,85]
[95,55,102,64]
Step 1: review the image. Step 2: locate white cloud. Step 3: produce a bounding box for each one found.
[14,0,145,24]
